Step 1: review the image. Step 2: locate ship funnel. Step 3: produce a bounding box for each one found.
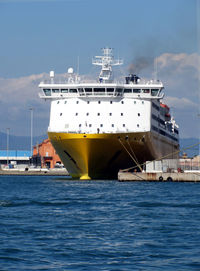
[125,74,140,84]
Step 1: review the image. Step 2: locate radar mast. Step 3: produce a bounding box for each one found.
[92,48,123,83]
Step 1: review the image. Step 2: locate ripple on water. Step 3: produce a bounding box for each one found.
[0,177,200,271]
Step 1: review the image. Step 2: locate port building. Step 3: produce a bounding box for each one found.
[32,138,62,169]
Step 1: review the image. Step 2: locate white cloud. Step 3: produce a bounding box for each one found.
[164,96,199,110]
[157,52,200,75]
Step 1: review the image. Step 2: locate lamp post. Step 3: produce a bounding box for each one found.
[30,107,34,156]
[6,128,10,167]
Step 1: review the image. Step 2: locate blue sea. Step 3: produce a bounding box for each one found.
[0,176,200,270]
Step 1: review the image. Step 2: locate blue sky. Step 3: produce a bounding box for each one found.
[0,0,199,140]
[0,0,197,77]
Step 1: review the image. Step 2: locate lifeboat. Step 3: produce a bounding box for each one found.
[165,113,171,120]
[160,103,170,112]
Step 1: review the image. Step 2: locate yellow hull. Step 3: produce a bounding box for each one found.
[48,132,179,180]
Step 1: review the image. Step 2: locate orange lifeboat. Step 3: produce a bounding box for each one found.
[160,103,170,112]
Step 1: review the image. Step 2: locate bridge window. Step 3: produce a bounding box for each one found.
[43,89,51,96]
[107,88,114,92]
[142,89,150,93]
[151,89,159,96]
[85,88,92,92]
[94,88,105,92]
[69,89,77,93]
[133,89,141,93]
[124,88,132,93]
[116,88,123,93]
[61,89,68,93]
[52,89,60,93]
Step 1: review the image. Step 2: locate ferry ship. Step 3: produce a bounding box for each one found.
[39,48,179,179]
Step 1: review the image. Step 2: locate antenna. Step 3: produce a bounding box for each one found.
[154,57,157,81]
[77,56,79,75]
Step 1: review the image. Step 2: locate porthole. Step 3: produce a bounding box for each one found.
[121,113,123,116]
[138,113,140,116]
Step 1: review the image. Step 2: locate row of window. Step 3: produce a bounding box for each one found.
[44,88,159,95]
[56,100,144,105]
[77,124,140,128]
[72,112,141,116]
[152,125,178,141]
[152,114,165,125]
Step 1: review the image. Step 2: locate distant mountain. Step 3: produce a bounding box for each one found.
[0,132,199,157]
[0,132,47,150]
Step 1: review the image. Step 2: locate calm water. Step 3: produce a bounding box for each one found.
[0,176,200,270]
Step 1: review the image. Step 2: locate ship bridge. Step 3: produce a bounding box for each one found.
[39,82,164,100]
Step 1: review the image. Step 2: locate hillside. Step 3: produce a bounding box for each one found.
[0,132,47,150]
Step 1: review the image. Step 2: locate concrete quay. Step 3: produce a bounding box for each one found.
[0,169,69,176]
[118,171,200,182]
